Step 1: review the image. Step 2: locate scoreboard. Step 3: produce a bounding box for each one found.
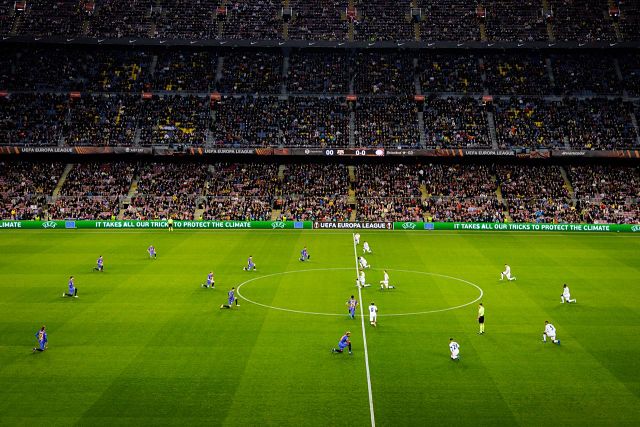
[294,148,385,157]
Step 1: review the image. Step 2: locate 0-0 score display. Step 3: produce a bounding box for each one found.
[324,148,385,156]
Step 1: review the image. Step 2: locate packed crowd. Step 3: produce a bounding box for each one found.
[355,98,420,148]
[353,0,414,42]
[353,52,414,95]
[287,51,349,94]
[0,162,638,223]
[65,95,139,146]
[288,0,348,41]
[0,162,63,220]
[497,165,574,223]
[151,51,216,92]
[138,95,211,146]
[419,54,483,94]
[0,93,68,146]
[551,54,623,95]
[203,163,279,221]
[568,164,640,224]
[212,96,349,147]
[354,163,422,221]
[422,97,491,148]
[219,51,282,94]
[484,0,549,42]
[485,54,552,95]
[5,0,640,42]
[493,97,638,150]
[278,164,351,221]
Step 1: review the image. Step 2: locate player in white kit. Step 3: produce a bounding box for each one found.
[379,270,395,289]
[561,284,576,304]
[369,302,378,327]
[357,270,371,288]
[354,233,361,245]
[500,264,516,281]
[359,256,370,269]
[449,338,460,360]
[543,321,560,345]
[362,241,372,254]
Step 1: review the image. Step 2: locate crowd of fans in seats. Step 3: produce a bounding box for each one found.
[125,163,208,220]
[568,165,640,224]
[0,162,638,223]
[484,54,552,95]
[288,1,348,41]
[277,164,351,221]
[138,95,210,146]
[51,163,136,220]
[417,0,479,41]
[552,0,618,42]
[354,164,422,221]
[203,163,279,221]
[353,0,413,42]
[422,97,491,148]
[419,54,483,94]
[219,51,282,94]
[355,98,420,148]
[288,51,349,94]
[0,162,63,220]
[0,94,68,146]
[493,97,638,150]
[1,48,640,150]
[485,0,548,42]
[4,0,640,42]
[551,54,623,95]
[65,95,138,146]
[497,165,576,223]
[422,164,503,222]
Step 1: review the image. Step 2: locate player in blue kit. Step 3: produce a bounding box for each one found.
[332,331,352,354]
[299,247,310,262]
[63,276,78,298]
[347,295,358,319]
[148,245,157,259]
[201,272,215,289]
[94,255,104,272]
[33,325,47,352]
[220,287,239,309]
[243,256,256,271]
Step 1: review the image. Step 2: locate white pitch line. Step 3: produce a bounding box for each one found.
[353,234,376,427]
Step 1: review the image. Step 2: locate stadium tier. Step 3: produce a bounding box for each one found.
[1,161,638,224]
[1,48,640,150]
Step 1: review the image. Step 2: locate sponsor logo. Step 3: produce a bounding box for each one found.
[401,222,416,230]
[631,225,640,232]
[271,222,286,229]
[42,221,57,229]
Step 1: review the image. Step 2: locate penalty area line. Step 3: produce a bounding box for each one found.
[353,233,376,427]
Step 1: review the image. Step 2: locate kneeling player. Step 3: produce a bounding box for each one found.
[359,256,370,270]
[299,247,310,262]
[379,270,395,290]
[449,338,460,361]
[63,276,78,298]
[94,255,104,272]
[363,241,372,254]
[357,270,371,288]
[243,256,257,271]
[332,331,352,354]
[543,320,560,345]
[220,287,239,309]
[500,264,516,281]
[33,325,47,353]
[201,272,215,289]
[561,284,576,304]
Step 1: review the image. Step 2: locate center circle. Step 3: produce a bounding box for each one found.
[235,267,483,317]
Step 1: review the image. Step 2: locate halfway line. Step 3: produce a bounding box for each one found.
[353,233,376,427]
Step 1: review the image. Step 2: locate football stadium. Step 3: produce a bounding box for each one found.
[1,1,640,426]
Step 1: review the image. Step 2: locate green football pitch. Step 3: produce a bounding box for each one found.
[0,230,639,426]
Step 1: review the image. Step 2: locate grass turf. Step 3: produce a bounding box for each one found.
[0,230,639,426]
